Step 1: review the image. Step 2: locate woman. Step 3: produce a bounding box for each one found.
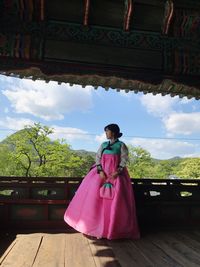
[64,123,140,239]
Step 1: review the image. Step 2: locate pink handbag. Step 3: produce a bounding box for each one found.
[100,182,115,199]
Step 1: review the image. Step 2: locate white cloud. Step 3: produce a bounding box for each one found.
[180,98,193,104]
[139,93,199,136]
[0,116,89,141]
[50,126,90,142]
[164,113,200,135]
[1,78,93,121]
[140,94,193,117]
[128,137,199,159]
[0,116,92,144]
[119,90,133,98]
[95,132,107,143]
[0,116,35,130]
[139,94,179,117]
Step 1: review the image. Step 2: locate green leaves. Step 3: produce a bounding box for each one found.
[127,145,199,179]
[128,146,154,178]
[176,158,200,179]
[0,123,94,177]
[0,124,199,179]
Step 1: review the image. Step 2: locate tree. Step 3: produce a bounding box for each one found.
[176,158,200,178]
[152,158,182,179]
[3,123,95,177]
[5,123,54,176]
[127,146,154,178]
[0,144,13,176]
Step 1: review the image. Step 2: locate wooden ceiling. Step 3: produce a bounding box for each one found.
[0,0,200,99]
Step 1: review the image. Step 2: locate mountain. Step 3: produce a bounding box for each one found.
[152,156,182,163]
[0,131,187,161]
[73,149,96,159]
[0,131,96,159]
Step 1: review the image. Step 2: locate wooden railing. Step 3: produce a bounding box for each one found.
[0,176,81,230]
[1,176,200,230]
[134,178,200,229]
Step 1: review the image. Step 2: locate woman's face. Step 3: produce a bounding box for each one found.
[105,129,115,139]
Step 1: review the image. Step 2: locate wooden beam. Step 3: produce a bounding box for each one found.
[124,0,134,31]
[162,0,174,35]
[83,0,90,26]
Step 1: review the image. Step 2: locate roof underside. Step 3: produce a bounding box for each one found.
[0,0,200,99]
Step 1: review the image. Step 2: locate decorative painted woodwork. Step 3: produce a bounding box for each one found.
[1,177,200,230]
[0,0,200,99]
[0,33,43,59]
[0,0,45,22]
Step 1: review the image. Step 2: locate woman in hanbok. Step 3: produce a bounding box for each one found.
[64,124,140,240]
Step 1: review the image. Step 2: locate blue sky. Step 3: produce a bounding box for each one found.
[0,74,199,159]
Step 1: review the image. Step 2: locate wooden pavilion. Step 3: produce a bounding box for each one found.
[0,0,200,99]
[1,1,200,266]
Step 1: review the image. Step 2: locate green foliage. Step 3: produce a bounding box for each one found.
[176,158,200,178]
[126,145,197,179]
[149,158,182,179]
[0,124,199,179]
[0,123,94,177]
[127,146,155,178]
[0,144,13,176]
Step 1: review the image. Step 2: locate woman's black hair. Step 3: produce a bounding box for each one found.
[104,123,123,138]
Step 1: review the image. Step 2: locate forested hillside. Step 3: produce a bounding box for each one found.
[0,123,199,179]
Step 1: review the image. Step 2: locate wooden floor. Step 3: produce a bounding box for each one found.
[1,230,200,266]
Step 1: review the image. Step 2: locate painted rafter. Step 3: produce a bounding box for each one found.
[83,0,90,26]
[162,0,174,35]
[124,0,133,31]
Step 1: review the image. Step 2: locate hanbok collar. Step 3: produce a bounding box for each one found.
[110,138,119,144]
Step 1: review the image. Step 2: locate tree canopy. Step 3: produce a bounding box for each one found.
[0,123,199,179]
[1,123,94,177]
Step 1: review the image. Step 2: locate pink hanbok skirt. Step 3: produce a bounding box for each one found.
[64,154,140,239]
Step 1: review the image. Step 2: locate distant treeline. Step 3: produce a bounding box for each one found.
[0,123,199,179]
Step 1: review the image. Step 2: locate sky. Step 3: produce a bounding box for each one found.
[0,74,199,159]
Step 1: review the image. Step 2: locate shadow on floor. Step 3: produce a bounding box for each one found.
[0,231,16,258]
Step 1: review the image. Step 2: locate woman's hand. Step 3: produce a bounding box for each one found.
[99,171,106,181]
[110,171,119,179]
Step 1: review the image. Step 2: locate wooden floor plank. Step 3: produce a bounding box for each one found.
[65,233,96,267]
[173,231,200,254]
[191,230,200,242]
[133,235,183,267]
[107,239,153,267]
[87,237,121,267]
[32,234,65,267]
[0,236,18,265]
[0,234,42,267]
[148,232,200,267]
[0,233,17,260]
[2,231,200,267]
